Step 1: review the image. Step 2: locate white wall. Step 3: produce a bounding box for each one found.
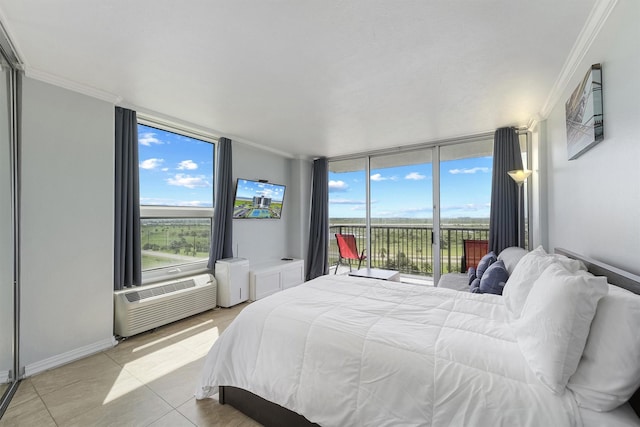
[20,78,115,373]
[231,143,312,267]
[287,158,312,262]
[544,0,640,273]
[17,78,312,374]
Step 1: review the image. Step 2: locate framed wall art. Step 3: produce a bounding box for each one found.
[565,63,603,160]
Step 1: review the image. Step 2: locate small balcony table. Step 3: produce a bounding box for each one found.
[348,268,401,282]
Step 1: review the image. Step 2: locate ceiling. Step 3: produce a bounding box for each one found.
[0,0,603,158]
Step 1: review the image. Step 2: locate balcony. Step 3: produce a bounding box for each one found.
[329,224,489,277]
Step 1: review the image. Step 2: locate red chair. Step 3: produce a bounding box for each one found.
[461,239,489,272]
[335,233,366,274]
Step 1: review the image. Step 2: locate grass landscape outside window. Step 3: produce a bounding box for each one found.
[137,122,215,281]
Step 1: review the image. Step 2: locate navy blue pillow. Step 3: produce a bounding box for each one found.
[467,267,477,286]
[478,260,509,295]
[470,277,481,293]
[475,251,497,279]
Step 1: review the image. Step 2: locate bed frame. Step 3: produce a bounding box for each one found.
[219,248,640,426]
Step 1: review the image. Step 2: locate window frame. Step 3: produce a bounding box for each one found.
[137,117,217,285]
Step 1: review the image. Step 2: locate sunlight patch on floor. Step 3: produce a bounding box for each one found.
[102,322,221,404]
[131,319,215,353]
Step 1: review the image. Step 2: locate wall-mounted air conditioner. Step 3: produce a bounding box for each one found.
[114,273,216,337]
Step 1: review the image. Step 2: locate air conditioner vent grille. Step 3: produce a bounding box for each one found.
[125,279,196,302]
[115,274,216,337]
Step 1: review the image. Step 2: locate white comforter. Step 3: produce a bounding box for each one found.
[196,274,582,426]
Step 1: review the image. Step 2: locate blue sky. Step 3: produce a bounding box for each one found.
[235,179,285,203]
[138,124,214,207]
[329,156,493,219]
[137,123,491,215]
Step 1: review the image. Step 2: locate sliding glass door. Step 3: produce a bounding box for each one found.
[328,158,367,273]
[328,132,529,284]
[439,139,494,276]
[328,151,436,280]
[369,150,434,277]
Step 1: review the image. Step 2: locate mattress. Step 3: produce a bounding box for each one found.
[197,274,583,426]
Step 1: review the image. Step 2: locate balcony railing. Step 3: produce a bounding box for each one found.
[329,224,489,275]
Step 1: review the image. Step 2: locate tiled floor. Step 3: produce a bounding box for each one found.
[0,302,260,427]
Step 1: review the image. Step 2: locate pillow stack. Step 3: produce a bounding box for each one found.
[567,284,640,411]
[513,263,607,394]
[504,246,619,399]
[503,246,586,319]
[468,251,510,295]
[468,251,495,293]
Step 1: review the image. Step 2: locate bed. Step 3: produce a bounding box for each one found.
[196,248,640,426]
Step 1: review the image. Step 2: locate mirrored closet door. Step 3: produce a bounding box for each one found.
[0,27,20,416]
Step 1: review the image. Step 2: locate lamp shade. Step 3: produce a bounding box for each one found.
[507,169,532,184]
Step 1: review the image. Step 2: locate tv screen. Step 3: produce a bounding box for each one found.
[233,178,286,219]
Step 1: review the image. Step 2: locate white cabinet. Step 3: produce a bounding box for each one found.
[215,257,250,307]
[250,259,304,301]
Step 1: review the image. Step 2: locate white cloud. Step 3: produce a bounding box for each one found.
[140,158,164,170]
[329,180,349,192]
[177,160,198,170]
[405,172,426,180]
[449,167,491,175]
[370,173,399,181]
[166,174,211,189]
[140,197,213,207]
[329,198,366,205]
[139,132,163,146]
[441,203,488,213]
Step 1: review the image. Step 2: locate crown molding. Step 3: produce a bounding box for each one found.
[24,67,123,104]
[538,0,618,120]
[22,69,299,159]
[128,103,298,159]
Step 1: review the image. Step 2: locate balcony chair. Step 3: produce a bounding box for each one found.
[334,233,366,274]
[461,239,489,273]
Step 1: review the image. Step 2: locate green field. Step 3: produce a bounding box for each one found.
[140,218,211,270]
[140,216,490,275]
[330,217,490,275]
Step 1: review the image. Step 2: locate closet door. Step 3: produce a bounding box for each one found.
[0,52,16,410]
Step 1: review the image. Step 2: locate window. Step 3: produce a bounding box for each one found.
[138,121,215,283]
[328,132,530,281]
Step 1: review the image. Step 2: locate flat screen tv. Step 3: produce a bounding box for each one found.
[233,178,286,219]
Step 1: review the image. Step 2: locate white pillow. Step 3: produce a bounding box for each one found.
[552,253,587,274]
[503,246,587,320]
[497,246,528,275]
[503,246,555,320]
[568,284,640,411]
[515,263,608,394]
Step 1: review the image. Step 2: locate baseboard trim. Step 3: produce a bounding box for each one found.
[24,336,117,378]
[0,369,9,383]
